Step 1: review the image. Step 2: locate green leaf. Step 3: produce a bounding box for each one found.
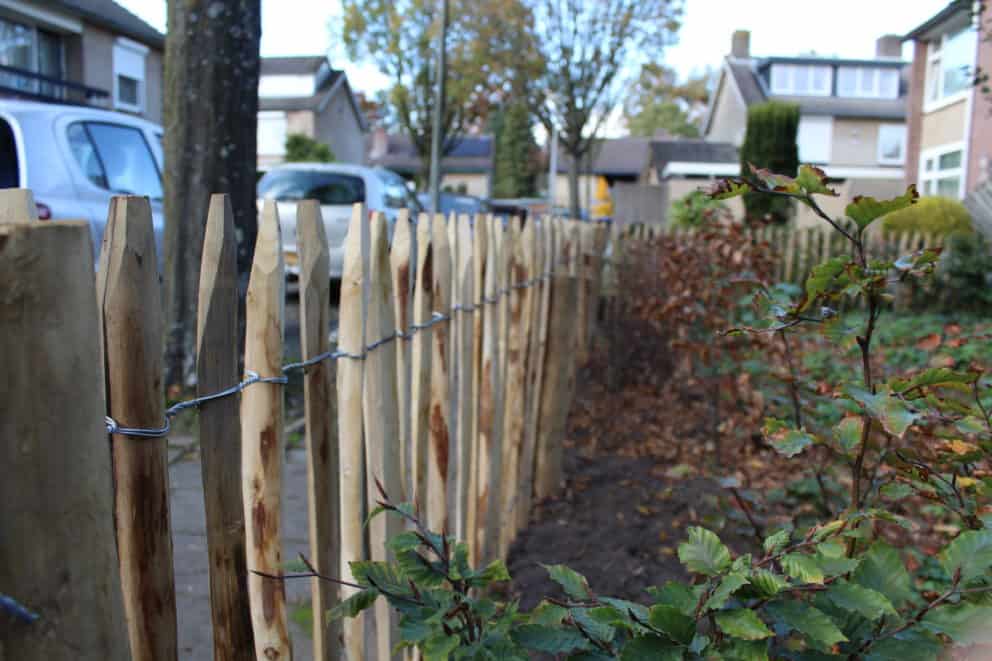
[423,632,460,661]
[800,257,852,312]
[529,601,568,626]
[852,542,914,607]
[781,553,825,584]
[544,564,593,600]
[763,529,792,554]
[325,588,378,621]
[512,624,591,654]
[646,582,696,615]
[387,531,421,553]
[721,638,770,661]
[678,527,732,576]
[704,573,750,611]
[921,602,992,644]
[796,165,838,197]
[865,628,943,661]
[833,416,863,453]
[845,186,918,232]
[845,386,919,438]
[715,609,773,640]
[892,367,977,395]
[619,635,684,661]
[748,569,789,597]
[939,529,992,583]
[766,601,848,651]
[468,559,510,587]
[648,604,696,645]
[571,607,615,643]
[708,178,752,200]
[826,581,897,620]
[763,418,817,457]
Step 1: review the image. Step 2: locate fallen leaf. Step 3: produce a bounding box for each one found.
[916,333,942,351]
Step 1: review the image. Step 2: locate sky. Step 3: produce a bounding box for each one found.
[119,0,952,132]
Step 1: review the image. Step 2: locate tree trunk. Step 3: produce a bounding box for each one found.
[567,148,581,219]
[163,0,262,388]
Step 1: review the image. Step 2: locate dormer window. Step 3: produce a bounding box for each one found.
[770,63,832,96]
[259,74,317,98]
[837,67,899,99]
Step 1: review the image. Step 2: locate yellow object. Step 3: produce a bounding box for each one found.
[590,176,614,219]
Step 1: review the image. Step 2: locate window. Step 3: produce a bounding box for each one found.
[926,26,978,108]
[0,18,65,97]
[113,38,147,113]
[0,119,19,188]
[919,143,964,198]
[257,170,365,206]
[837,67,900,99]
[258,74,316,98]
[797,116,832,163]
[257,112,288,156]
[877,124,906,165]
[67,122,162,199]
[769,63,832,96]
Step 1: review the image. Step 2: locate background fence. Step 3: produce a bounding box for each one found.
[0,188,608,660]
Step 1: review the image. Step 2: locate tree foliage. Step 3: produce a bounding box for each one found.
[624,63,711,138]
[739,102,800,224]
[491,101,538,198]
[284,134,334,163]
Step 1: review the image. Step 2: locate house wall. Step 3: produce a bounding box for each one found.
[314,88,366,164]
[552,173,611,211]
[967,20,992,193]
[920,99,968,152]
[906,40,928,189]
[144,48,162,124]
[81,24,162,122]
[442,173,488,198]
[831,119,882,166]
[286,110,315,138]
[706,72,748,146]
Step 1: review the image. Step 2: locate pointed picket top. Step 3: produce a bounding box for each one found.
[390,209,413,498]
[196,194,238,357]
[0,188,38,224]
[409,212,435,512]
[298,199,330,289]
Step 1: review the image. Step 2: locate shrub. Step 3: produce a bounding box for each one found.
[933,231,992,312]
[881,196,972,236]
[669,190,728,228]
[739,102,799,224]
[285,133,334,163]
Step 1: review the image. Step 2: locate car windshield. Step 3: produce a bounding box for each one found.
[377,169,422,212]
[67,122,162,199]
[258,170,365,205]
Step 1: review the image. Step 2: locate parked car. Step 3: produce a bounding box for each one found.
[416,192,491,217]
[0,99,165,262]
[257,163,422,280]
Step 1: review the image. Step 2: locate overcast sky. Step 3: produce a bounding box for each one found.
[119,0,951,130]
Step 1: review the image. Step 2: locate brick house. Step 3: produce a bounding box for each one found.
[0,0,164,121]
[903,0,989,199]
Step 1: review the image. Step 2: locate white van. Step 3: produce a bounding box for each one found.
[0,99,164,260]
[257,163,422,280]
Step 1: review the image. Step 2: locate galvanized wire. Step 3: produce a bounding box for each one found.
[0,593,39,624]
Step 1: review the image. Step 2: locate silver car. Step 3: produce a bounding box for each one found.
[0,99,165,261]
[257,163,421,280]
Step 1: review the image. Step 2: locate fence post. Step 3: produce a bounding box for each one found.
[467,213,487,557]
[427,213,452,532]
[490,217,513,559]
[241,200,291,660]
[337,203,367,660]
[575,223,595,364]
[297,200,341,660]
[364,211,402,661]
[409,214,434,514]
[0,188,37,223]
[196,195,255,660]
[453,215,476,546]
[476,215,499,558]
[0,218,130,660]
[97,195,178,661]
[390,211,414,499]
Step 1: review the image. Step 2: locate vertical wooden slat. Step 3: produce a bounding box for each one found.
[297,200,340,661]
[364,211,402,661]
[409,214,434,514]
[476,215,498,557]
[97,196,178,661]
[196,195,254,660]
[390,211,414,500]
[1,220,129,660]
[337,203,366,660]
[452,216,476,544]
[0,188,37,223]
[427,213,452,532]
[586,223,608,348]
[517,217,552,529]
[490,217,512,560]
[467,213,486,557]
[575,224,595,364]
[241,200,291,661]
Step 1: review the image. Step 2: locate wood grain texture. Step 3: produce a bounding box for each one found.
[0,221,129,660]
[476,216,498,559]
[336,204,366,661]
[196,195,254,660]
[0,188,37,224]
[427,213,452,532]
[467,213,486,559]
[389,211,413,500]
[241,199,291,660]
[363,211,402,661]
[453,215,476,546]
[97,196,178,661]
[409,214,434,515]
[297,200,341,660]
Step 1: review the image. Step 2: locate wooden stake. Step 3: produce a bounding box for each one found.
[453,215,476,545]
[427,213,452,532]
[241,199,291,660]
[337,204,366,660]
[476,216,499,558]
[0,188,37,224]
[409,214,434,515]
[196,195,254,660]
[297,200,341,660]
[390,211,414,499]
[97,196,177,661]
[1,220,129,660]
[467,213,487,558]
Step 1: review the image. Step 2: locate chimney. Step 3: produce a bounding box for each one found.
[731,30,750,59]
[369,125,388,160]
[875,34,902,58]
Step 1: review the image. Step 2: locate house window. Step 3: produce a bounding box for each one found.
[257,111,288,156]
[926,26,977,108]
[797,116,832,163]
[837,67,899,99]
[0,17,65,97]
[113,38,147,113]
[877,124,906,165]
[769,63,832,96]
[919,143,964,198]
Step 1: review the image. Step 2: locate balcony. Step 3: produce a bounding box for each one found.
[0,65,109,106]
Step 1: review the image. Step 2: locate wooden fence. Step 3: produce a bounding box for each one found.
[0,188,608,660]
